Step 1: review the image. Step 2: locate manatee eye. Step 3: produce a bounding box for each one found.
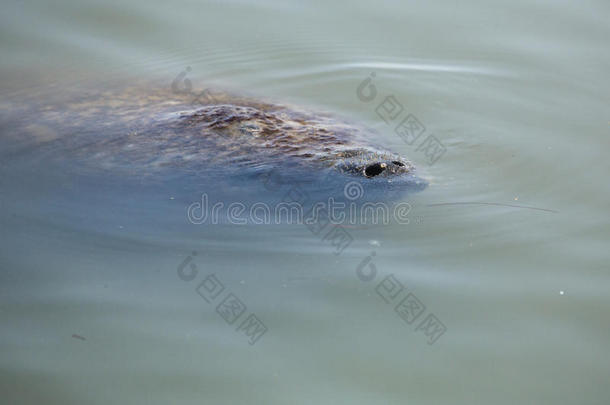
[364,162,386,177]
[392,160,405,167]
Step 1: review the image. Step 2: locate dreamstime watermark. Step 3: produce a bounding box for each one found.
[186,182,411,226]
[170,69,447,344]
[258,166,446,344]
[356,72,447,165]
[259,168,356,255]
[172,66,220,105]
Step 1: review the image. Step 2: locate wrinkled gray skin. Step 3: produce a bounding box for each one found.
[1,83,424,192]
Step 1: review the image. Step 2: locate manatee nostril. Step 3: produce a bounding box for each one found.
[364,163,386,177]
[392,161,405,167]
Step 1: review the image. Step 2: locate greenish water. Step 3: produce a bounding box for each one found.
[1,0,609,404]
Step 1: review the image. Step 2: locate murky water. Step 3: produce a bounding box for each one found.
[1,0,609,404]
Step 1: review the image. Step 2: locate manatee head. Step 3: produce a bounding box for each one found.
[276,148,426,203]
[332,147,423,182]
[349,158,412,178]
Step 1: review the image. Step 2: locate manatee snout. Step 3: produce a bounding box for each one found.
[363,160,409,178]
[337,152,413,179]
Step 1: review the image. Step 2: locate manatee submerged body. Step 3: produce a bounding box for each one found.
[1,83,425,197]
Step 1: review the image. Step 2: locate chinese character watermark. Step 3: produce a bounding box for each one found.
[356,72,447,165]
[176,252,268,346]
[354,250,447,345]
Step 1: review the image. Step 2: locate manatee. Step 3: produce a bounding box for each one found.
[0,81,425,198]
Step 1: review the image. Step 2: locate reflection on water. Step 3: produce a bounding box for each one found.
[1,0,610,404]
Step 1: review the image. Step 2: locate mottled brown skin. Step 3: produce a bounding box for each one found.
[168,102,414,178]
[3,84,415,180]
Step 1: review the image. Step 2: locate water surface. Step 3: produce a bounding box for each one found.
[1,0,609,404]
